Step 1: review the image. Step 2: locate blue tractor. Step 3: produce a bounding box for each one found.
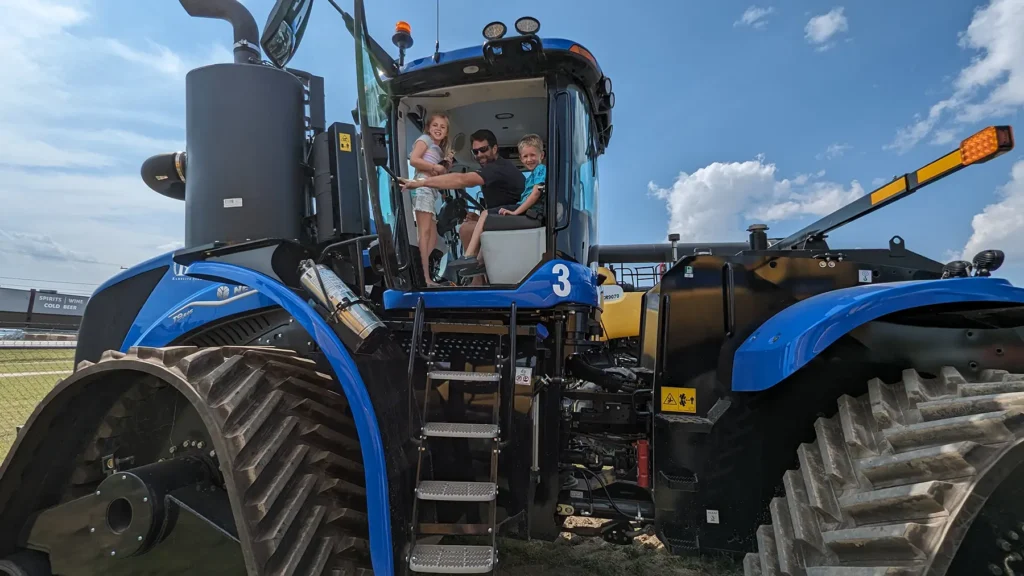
[0,0,1022,575]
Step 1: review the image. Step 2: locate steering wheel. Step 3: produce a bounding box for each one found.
[454,188,485,212]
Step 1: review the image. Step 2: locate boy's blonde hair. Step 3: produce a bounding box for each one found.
[517,134,544,154]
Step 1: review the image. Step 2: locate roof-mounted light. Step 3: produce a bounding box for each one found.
[483,21,507,40]
[515,16,540,35]
[569,44,596,66]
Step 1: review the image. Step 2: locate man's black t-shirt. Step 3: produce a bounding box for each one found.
[476,157,525,209]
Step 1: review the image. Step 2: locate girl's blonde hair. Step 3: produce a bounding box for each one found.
[517,133,544,153]
[426,112,452,157]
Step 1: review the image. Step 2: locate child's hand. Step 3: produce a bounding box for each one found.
[498,208,514,215]
[431,164,447,175]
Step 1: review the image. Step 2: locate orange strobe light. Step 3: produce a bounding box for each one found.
[960,126,1014,166]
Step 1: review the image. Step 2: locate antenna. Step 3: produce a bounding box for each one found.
[433,0,441,63]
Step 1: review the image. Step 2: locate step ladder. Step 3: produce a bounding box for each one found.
[405,300,517,574]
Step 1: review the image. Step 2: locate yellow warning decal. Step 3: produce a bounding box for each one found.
[338,133,352,152]
[661,387,697,414]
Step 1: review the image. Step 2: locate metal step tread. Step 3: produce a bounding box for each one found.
[409,544,496,574]
[422,422,499,439]
[416,480,497,502]
[427,370,500,382]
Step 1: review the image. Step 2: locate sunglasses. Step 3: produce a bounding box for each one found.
[472,145,492,156]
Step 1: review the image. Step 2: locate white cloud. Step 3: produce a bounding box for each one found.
[959,160,1024,266]
[872,177,890,187]
[0,0,229,291]
[0,129,116,168]
[736,6,775,29]
[818,143,852,160]
[157,241,186,252]
[887,0,1024,152]
[0,229,98,264]
[648,157,863,241]
[931,129,957,146]
[805,7,849,50]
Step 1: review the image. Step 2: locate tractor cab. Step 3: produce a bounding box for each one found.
[331,1,614,293]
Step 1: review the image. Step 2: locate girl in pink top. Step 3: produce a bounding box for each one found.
[408,112,454,286]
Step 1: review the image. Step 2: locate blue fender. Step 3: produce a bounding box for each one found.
[383,259,598,310]
[732,277,1024,392]
[125,261,395,576]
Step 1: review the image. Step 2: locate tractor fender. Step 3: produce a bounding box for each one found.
[732,277,1024,392]
[129,260,395,576]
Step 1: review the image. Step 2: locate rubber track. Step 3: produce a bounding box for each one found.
[743,367,1024,576]
[80,346,374,576]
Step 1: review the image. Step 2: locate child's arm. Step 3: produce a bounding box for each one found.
[510,184,543,215]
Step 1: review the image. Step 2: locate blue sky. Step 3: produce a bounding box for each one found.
[0,0,1022,295]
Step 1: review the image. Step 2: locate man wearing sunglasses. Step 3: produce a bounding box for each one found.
[401,129,524,283]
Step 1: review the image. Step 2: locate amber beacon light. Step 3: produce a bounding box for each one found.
[960,126,1014,166]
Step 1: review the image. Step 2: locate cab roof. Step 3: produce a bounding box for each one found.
[402,38,603,76]
[387,36,614,152]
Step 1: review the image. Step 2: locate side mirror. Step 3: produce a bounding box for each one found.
[366,127,389,167]
[261,0,315,68]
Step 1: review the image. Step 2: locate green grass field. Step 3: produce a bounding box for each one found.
[0,348,74,457]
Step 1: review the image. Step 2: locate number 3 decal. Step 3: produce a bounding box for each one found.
[552,263,571,297]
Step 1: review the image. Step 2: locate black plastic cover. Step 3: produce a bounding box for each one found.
[314,122,370,242]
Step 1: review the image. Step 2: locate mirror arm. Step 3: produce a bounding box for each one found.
[179,0,261,64]
[326,0,399,76]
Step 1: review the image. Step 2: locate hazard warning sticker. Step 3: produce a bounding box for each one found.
[661,387,697,414]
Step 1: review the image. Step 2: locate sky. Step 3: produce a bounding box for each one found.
[0,0,1023,296]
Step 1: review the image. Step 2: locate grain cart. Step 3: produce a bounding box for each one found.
[0,1,1022,575]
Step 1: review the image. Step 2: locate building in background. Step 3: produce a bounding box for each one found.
[0,287,88,332]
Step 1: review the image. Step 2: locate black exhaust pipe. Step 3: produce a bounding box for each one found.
[179,0,261,64]
[141,152,187,201]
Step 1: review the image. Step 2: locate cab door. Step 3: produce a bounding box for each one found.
[350,0,415,290]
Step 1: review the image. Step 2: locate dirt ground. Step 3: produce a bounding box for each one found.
[494,518,742,576]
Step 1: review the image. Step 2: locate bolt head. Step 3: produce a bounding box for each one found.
[110,550,116,557]
[191,440,197,448]
[169,446,176,453]
[95,490,101,496]
[209,450,216,458]
[197,441,204,449]
[90,527,96,533]
[143,497,148,503]
[182,441,189,448]
[137,536,143,542]
[121,474,127,480]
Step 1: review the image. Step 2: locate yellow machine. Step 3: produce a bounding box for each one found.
[597,266,643,343]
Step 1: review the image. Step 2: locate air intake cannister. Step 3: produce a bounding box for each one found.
[184,63,306,248]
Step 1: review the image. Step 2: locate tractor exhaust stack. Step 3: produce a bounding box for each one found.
[179,0,261,64]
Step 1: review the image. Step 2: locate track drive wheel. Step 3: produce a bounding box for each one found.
[0,346,373,576]
[744,367,1024,576]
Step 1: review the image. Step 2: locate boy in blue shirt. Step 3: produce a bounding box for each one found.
[459,134,547,261]
[497,134,547,219]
